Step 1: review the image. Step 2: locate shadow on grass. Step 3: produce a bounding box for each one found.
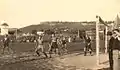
[100,60,109,65]
[0,55,49,67]
[0,56,54,70]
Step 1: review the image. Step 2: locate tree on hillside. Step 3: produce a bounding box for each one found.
[32,30,37,35]
[17,29,22,33]
[45,29,54,35]
[8,31,15,35]
[40,29,44,32]
[8,29,22,35]
[79,30,86,39]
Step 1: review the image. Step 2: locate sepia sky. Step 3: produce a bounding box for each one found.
[0,0,120,28]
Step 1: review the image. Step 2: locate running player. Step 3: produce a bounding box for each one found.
[35,35,48,58]
[49,34,58,58]
[2,35,11,54]
[56,37,63,55]
[61,37,67,54]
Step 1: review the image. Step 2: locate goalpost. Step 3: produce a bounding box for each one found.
[96,16,100,65]
[96,15,109,65]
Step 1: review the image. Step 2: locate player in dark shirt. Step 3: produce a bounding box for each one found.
[84,35,92,56]
[61,37,67,54]
[2,35,10,54]
[49,34,58,58]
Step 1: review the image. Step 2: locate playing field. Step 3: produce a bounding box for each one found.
[0,39,105,70]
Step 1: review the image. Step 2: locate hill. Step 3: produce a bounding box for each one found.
[19,21,113,33]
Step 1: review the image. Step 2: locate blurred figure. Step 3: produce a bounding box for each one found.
[112,29,120,58]
[2,35,11,54]
[73,36,76,42]
[61,37,67,54]
[56,37,62,55]
[35,35,48,58]
[108,30,116,70]
[84,34,92,56]
[49,34,58,58]
[108,29,120,70]
[68,36,72,43]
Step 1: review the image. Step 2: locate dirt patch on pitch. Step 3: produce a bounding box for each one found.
[0,52,77,70]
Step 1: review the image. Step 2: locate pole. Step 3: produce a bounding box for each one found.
[111,23,114,30]
[78,29,80,38]
[105,26,108,53]
[96,16,100,65]
[16,29,17,39]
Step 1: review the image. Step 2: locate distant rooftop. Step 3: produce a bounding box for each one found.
[1,23,9,26]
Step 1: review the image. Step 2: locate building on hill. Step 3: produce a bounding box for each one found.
[0,21,9,35]
[37,31,44,36]
[8,28,18,35]
[0,20,19,35]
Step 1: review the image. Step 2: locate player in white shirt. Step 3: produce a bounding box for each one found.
[35,36,48,58]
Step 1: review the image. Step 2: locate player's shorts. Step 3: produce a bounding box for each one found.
[36,44,44,52]
[84,43,92,51]
[62,41,66,45]
[51,42,58,49]
[3,43,9,47]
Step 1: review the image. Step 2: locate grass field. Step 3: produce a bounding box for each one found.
[0,39,106,70]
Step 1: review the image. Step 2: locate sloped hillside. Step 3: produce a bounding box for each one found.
[20,21,97,33]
